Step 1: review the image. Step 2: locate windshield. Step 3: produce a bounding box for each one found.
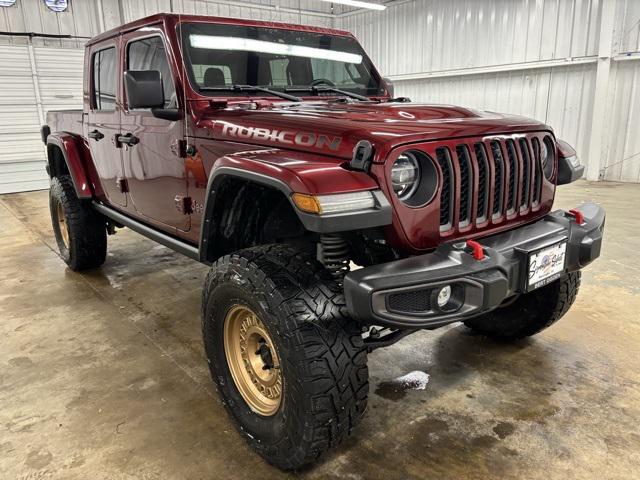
[180,22,383,98]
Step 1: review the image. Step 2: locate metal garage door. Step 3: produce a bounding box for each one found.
[0,45,45,194]
[0,44,84,194]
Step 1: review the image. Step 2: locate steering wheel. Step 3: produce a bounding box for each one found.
[310,78,336,87]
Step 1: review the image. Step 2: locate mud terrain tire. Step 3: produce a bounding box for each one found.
[464,272,581,340]
[49,175,106,270]
[202,244,369,470]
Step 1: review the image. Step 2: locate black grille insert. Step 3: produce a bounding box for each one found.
[388,289,432,313]
[474,143,489,221]
[518,138,531,209]
[436,147,454,229]
[456,145,473,225]
[505,140,519,213]
[532,137,543,204]
[433,134,551,235]
[489,141,505,217]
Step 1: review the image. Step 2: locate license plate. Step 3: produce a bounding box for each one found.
[527,242,567,291]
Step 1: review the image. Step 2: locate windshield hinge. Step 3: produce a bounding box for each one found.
[171,139,196,158]
[350,140,374,173]
[208,99,228,110]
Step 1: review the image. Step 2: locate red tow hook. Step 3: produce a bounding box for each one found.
[465,239,486,261]
[569,209,585,226]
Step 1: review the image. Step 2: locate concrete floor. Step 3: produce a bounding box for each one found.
[1,180,639,480]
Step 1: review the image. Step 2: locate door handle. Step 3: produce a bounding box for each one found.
[88,129,104,141]
[116,133,139,147]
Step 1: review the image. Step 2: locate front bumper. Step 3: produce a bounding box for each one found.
[344,203,605,328]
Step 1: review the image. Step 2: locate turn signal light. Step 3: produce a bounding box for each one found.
[292,193,322,214]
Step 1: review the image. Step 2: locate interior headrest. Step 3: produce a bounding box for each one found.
[203,67,225,87]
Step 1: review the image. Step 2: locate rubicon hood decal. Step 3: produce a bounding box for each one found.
[218,122,342,152]
[199,102,551,161]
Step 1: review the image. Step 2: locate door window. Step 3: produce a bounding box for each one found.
[127,36,176,109]
[92,47,117,110]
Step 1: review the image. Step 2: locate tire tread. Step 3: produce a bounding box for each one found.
[202,244,368,470]
[50,175,106,270]
[464,271,581,340]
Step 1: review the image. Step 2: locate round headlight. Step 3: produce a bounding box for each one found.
[391,152,420,200]
[541,137,555,179]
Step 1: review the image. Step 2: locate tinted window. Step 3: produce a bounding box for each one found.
[92,47,117,110]
[181,23,383,97]
[127,36,176,108]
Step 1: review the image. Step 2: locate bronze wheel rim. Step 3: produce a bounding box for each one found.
[223,305,282,416]
[56,199,70,249]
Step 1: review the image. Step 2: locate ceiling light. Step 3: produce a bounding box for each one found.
[320,0,386,11]
[189,35,363,64]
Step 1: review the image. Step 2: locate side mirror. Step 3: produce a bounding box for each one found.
[383,77,394,98]
[124,70,164,109]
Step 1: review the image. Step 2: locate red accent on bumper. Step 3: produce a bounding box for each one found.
[466,239,485,261]
[569,209,585,225]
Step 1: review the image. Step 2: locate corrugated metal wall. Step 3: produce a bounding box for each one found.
[339,0,602,75]
[0,44,84,193]
[337,0,640,182]
[0,45,46,193]
[603,59,640,181]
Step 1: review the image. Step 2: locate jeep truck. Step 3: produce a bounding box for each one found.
[41,13,605,470]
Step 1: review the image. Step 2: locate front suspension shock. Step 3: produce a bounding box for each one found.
[318,234,350,281]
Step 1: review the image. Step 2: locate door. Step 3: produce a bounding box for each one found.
[120,32,189,231]
[86,43,126,207]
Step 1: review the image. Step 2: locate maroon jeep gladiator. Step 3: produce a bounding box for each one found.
[42,13,604,470]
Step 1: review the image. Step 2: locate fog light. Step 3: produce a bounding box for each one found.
[436,285,452,308]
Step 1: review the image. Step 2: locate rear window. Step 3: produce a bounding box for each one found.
[92,47,117,110]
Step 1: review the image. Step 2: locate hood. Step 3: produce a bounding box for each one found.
[195,101,551,162]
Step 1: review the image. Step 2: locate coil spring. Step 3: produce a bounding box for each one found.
[319,234,350,281]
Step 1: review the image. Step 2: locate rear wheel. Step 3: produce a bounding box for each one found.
[464,272,581,340]
[49,175,107,271]
[202,244,369,470]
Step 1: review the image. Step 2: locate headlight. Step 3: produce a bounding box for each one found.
[391,152,420,200]
[541,137,555,179]
[390,150,438,207]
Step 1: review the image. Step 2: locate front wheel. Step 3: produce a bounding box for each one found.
[202,244,369,470]
[464,271,581,340]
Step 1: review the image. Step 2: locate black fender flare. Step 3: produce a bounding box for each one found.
[197,167,392,263]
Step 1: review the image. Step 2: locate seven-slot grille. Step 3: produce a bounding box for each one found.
[436,134,552,232]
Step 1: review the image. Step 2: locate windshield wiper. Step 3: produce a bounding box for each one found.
[285,85,371,102]
[199,84,301,102]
